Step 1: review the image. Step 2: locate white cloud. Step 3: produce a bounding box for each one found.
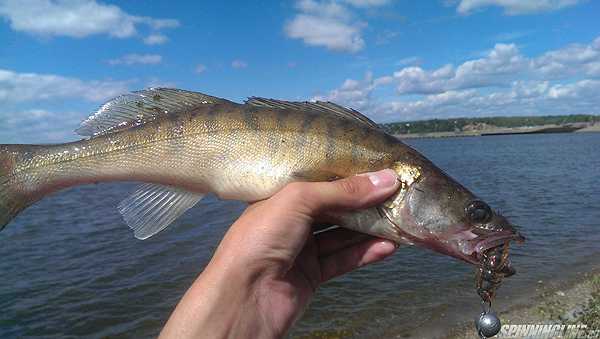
[0,67,134,143]
[0,0,179,40]
[141,17,179,30]
[231,60,248,69]
[531,40,600,78]
[195,64,207,74]
[374,79,600,121]
[389,41,600,95]
[0,108,84,143]
[296,0,351,19]
[314,36,600,122]
[396,56,422,66]
[374,30,399,45]
[457,0,581,15]
[108,54,162,66]
[494,30,534,41]
[376,90,478,119]
[143,33,168,45]
[313,72,377,110]
[454,43,526,83]
[547,79,600,99]
[344,0,390,8]
[285,0,365,53]
[393,65,452,94]
[0,68,129,103]
[145,77,176,89]
[286,15,364,53]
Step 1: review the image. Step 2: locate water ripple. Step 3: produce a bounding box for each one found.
[1,133,599,338]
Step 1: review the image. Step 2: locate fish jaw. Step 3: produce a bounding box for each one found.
[376,162,525,266]
[448,229,525,265]
[380,206,525,266]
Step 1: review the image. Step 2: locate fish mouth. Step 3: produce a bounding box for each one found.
[380,206,525,266]
[472,231,525,302]
[474,231,525,257]
[451,230,525,265]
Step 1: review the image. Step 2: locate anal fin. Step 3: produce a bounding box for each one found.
[117,184,204,240]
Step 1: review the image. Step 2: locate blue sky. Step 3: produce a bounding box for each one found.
[1,0,599,143]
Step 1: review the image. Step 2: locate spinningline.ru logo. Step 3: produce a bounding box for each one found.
[495,324,599,338]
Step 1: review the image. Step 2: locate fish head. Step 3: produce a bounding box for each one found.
[380,162,525,267]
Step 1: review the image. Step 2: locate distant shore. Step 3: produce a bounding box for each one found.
[394,123,600,139]
[446,270,600,339]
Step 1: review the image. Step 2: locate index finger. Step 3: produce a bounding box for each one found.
[319,238,398,283]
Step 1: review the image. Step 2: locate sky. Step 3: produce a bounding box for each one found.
[1,0,599,143]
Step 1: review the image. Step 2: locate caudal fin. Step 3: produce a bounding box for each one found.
[0,145,27,230]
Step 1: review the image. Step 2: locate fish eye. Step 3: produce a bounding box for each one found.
[466,200,493,224]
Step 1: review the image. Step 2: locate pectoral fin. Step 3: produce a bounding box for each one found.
[118,184,204,240]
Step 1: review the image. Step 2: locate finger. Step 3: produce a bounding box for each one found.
[319,238,397,283]
[315,227,372,257]
[285,169,399,216]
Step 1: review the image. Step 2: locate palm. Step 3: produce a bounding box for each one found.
[255,234,321,335]
[160,171,399,339]
[256,229,389,336]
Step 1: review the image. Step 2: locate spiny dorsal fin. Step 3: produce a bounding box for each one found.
[77,88,228,137]
[246,97,380,129]
[117,183,205,240]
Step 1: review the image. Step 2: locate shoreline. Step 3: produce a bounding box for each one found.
[446,270,600,338]
[393,123,600,139]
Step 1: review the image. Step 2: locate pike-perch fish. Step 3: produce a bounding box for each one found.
[0,88,524,301]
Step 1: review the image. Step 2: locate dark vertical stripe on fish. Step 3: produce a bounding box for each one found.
[296,112,316,149]
[275,108,289,133]
[265,110,280,159]
[244,108,260,131]
[352,124,370,166]
[325,120,337,166]
[204,105,219,133]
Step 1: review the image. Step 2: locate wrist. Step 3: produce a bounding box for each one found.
[160,256,274,339]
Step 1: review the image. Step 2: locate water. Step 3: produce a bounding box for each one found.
[1,133,599,338]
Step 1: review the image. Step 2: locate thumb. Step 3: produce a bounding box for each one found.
[301,169,399,216]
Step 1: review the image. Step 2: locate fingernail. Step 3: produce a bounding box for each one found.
[364,169,397,188]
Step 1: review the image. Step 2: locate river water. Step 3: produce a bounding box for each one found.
[1,133,599,338]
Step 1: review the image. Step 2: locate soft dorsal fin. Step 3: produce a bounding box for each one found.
[246,98,380,129]
[76,88,228,137]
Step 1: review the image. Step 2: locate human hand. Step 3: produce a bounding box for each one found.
[160,169,400,339]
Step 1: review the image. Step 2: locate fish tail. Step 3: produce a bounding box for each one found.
[0,145,28,230]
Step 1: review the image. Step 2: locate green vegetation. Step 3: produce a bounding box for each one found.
[381,114,600,135]
[574,275,600,329]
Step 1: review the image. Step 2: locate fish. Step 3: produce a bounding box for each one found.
[0,88,523,298]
